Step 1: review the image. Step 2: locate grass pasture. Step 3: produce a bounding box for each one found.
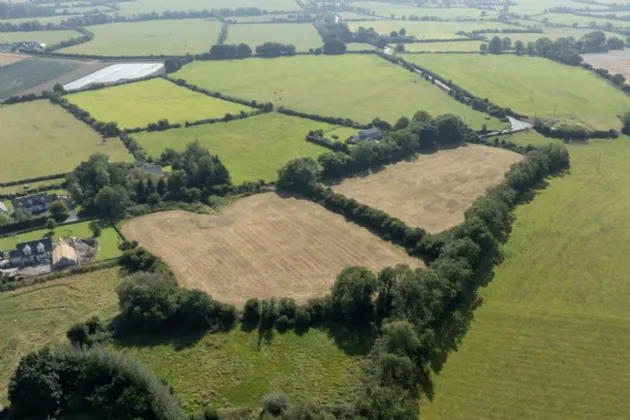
[115,328,362,411]
[122,195,421,305]
[0,220,123,261]
[173,55,508,130]
[0,15,72,25]
[420,138,630,420]
[347,20,516,40]
[226,23,323,51]
[506,0,607,15]
[530,12,630,29]
[115,0,300,16]
[0,101,133,182]
[59,19,223,56]
[398,41,485,52]
[132,112,354,184]
[66,78,252,129]
[406,54,630,129]
[497,27,620,44]
[349,2,496,19]
[0,29,81,46]
[332,145,522,233]
[0,57,83,98]
[0,268,121,402]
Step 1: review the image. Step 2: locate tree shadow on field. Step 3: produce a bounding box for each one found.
[325,323,376,356]
[113,321,207,352]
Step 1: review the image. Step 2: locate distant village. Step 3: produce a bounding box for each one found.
[0,41,47,53]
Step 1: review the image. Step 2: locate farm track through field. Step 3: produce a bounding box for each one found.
[332,145,523,233]
[122,194,422,305]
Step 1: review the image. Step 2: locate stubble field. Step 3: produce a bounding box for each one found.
[581,48,630,81]
[406,54,630,129]
[332,145,523,233]
[122,194,421,305]
[173,55,508,130]
[0,101,133,182]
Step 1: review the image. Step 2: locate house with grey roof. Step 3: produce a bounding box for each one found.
[9,237,53,266]
[11,193,58,215]
[350,127,383,144]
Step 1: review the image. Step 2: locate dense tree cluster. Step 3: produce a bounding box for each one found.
[255,42,296,57]
[204,43,252,59]
[323,38,347,55]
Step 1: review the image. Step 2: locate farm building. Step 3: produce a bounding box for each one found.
[9,237,52,266]
[52,239,78,270]
[11,193,58,215]
[351,127,383,143]
[0,202,8,215]
[133,165,170,178]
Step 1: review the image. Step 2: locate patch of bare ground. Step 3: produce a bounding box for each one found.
[122,194,421,306]
[16,59,109,96]
[582,49,630,81]
[0,53,26,66]
[332,144,523,233]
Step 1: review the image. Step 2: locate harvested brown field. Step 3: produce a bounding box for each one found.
[122,194,421,305]
[332,144,523,233]
[0,53,25,66]
[581,49,630,81]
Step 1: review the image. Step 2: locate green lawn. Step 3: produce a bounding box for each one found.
[405,54,630,129]
[0,268,121,404]
[0,101,133,183]
[0,220,123,261]
[398,41,485,53]
[114,0,300,16]
[114,327,362,412]
[0,30,81,46]
[0,57,83,98]
[66,78,252,129]
[132,112,354,184]
[347,20,517,40]
[226,23,323,51]
[173,55,508,130]
[421,138,630,419]
[59,19,223,56]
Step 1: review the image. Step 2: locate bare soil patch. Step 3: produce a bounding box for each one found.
[332,145,523,233]
[0,53,26,66]
[122,194,421,305]
[582,49,630,81]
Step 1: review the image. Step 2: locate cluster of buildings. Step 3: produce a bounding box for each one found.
[1,237,78,271]
[0,193,60,216]
[0,41,47,53]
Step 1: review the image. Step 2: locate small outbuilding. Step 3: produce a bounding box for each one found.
[52,240,78,270]
[350,127,383,143]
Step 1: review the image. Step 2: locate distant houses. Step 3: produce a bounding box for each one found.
[11,193,58,215]
[0,41,46,53]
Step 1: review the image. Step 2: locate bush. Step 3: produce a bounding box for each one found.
[262,392,289,415]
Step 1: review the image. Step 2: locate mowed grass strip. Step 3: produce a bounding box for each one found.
[114,328,362,411]
[0,220,123,261]
[132,112,354,184]
[0,29,81,45]
[0,268,121,403]
[420,138,630,419]
[226,23,323,51]
[122,196,421,306]
[332,145,522,233]
[59,19,223,56]
[0,101,133,183]
[173,55,508,130]
[0,58,82,98]
[405,54,630,129]
[66,78,252,129]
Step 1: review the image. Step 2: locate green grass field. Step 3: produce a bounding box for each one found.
[0,15,73,25]
[66,78,252,129]
[495,27,620,44]
[226,23,323,51]
[132,112,354,184]
[497,130,562,147]
[506,0,607,15]
[173,55,508,130]
[405,54,630,129]
[531,12,630,28]
[0,268,121,404]
[115,0,300,16]
[421,138,630,419]
[337,11,383,20]
[0,101,133,182]
[0,29,81,45]
[397,41,485,52]
[54,5,111,13]
[231,14,308,23]
[347,20,516,40]
[0,57,82,98]
[114,327,362,412]
[0,179,64,195]
[0,220,123,261]
[59,19,223,56]
[349,1,497,19]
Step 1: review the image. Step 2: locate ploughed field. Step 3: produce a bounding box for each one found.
[405,54,630,130]
[332,145,523,233]
[173,54,508,130]
[122,194,421,305]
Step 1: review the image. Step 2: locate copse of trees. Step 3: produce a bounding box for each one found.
[323,38,347,55]
[255,42,296,57]
[203,43,252,59]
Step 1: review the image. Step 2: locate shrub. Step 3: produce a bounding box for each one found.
[262,392,289,415]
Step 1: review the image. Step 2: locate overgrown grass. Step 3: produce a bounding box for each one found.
[132,112,354,184]
[226,23,323,51]
[173,55,508,130]
[0,268,121,404]
[0,220,123,261]
[421,138,630,419]
[114,327,363,412]
[405,54,630,129]
[0,57,82,98]
[66,78,252,129]
[0,101,133,183]
[59,19,224,56]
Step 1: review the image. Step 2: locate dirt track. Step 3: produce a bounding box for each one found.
[332,144,523,233]
[122,195,421,305]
